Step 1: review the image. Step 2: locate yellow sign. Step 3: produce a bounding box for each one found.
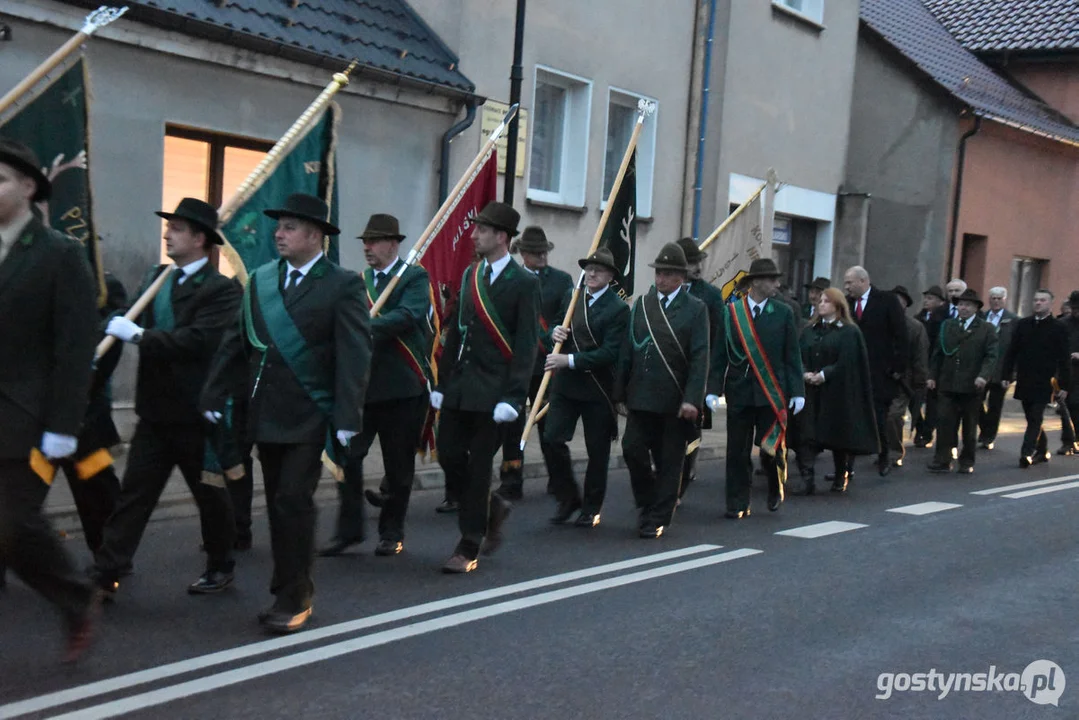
[481,100,528,178]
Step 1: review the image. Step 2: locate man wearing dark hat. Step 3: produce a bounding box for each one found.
[1058,290,1079,455]
[712,257,804,518]
[925,289,997,473]
[614,243,709,538]
[886,286,928,467]
[92,198,241,599]
[202,193,370,631]
[675,237,725,499]
[319,214,431,558]
[430,201,539,572]
[0,138,101,661]
[496,225,573,500]
[803,277,830,320]
[543,247,629,527]
[914,285,949,447]
[977,286,1019,450]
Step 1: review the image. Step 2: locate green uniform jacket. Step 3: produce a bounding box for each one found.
[364,259,432,403]
[614,287,710,414]
[532,265,575,373]
[930,316,999,394]
[438,258,540,414]
[799,321,879,454]
[550,287,629,404]
[688,278,727,377]
[712,297,805,407]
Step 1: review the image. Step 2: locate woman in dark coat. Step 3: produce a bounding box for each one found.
[794,287,879,493]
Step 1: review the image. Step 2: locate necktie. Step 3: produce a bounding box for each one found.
[951,305,957,318]
[375,271,386,291]
[662,295,670,309]
[483,263,493,288]
[753,304,761,321]
[175,269,186,287]
[284,269,302,296]
[586,293,594,308]
[855,298,863,320]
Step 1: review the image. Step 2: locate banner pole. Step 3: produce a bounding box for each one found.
[94,264,175,360]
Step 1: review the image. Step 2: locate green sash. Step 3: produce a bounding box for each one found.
[458,262,513,360]
[152,268,176,331]
[727,297,788,462]
[364,263,432,388]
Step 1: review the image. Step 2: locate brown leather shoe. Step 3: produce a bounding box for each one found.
[482,495,512,556]
[441,554,477,573]
[63,590,103,664]
[260,607,313,634]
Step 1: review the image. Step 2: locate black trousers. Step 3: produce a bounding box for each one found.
[623,411,692,527]
[228,456,255,542]
[500,375,555,487]
[1058,399,1079,447]
[978,383,1007,444]
[803,447,852,480]
[332,396,427,544]
[58,459,120,553]
[258,442,323,612]
[934,391,981,467]
[726,404,784,513]
[95,421,235,578]
[438,408,504,560]
[544,393,615,514]
[1021,402,1050,459]
[916,388,939,443]
[873,399,891,462]
[0,459,94,620]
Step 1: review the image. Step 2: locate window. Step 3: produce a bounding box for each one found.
[602,89,658,217]
[162,126,272,275]
[773,0,824,25]
[527,66,592,207]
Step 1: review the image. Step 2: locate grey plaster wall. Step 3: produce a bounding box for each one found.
[842,33,959,298]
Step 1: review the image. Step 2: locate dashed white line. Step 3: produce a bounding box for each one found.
[1002,480,1079,499]
[971,474,1079,496]
[887,501,963,516]
[775,521,868,538]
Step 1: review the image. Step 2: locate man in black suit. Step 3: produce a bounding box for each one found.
[204,193,370,632]
[0,138,101,662]
[843,266,908,475]
[319,213,430,558]
[914,285,949,447]
[92,198,240,598]
[978,286,1019,450]
[1002,289,1071,467]
[496,226,573,501]
[431,202,539,573]
[544,248,629,528]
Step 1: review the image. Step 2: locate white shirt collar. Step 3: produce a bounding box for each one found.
[0,208,34,263]
[484,253,512,283]
[987,308,1002,325]
[659,285,682,305]
[176,256,210,284]
[372,257,400,276]
[859,287,871,305]
[961,315,975,330]
[286,252,324,283]
[586,284,609,303]
[748,295,768,313]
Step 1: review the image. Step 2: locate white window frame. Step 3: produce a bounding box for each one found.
[772,0,824,25]
[600,87,658,218]
[527,65,592,207]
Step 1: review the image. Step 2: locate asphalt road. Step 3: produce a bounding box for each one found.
[2,431,1077,719]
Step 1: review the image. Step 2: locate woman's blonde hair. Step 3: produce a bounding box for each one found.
[813,286,853,325]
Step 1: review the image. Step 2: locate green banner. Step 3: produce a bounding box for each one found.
[598,152,636,299]
[1,58,105,303]
[220,105,340,271]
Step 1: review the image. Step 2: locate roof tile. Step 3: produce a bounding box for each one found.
[921,0,1079,54]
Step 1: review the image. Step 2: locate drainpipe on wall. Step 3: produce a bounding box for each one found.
[947,114,982,279]
[690,0,718,242]
[439,99,479,203]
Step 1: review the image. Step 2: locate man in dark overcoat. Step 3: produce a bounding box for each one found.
[977,286,1019,450]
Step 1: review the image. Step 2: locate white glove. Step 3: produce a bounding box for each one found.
[41,432,78,460]
[789,396,805,415]
[203,411,222,424]
[493,402,519,424]
[430,391,444,410]
[336,430,358,446]
[705,394,721,411]
[106,316,143,343]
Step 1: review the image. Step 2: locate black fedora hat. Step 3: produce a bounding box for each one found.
[473,201,520,237]
[648,242,688,272]
[891,285,914,308]
[578,247,619,274]
[923,285,946,302]
[358,213,405,241]
[0,137,51,202]
[676,237,707,264]
[805,276,830,291]
[955,288,983,308]
[264,193,340,236]
[514,226,553,253]
[156,198,224,245]
[743,257,782,279]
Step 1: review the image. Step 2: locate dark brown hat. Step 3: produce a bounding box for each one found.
[1068,290,1079,307]
[805,276,830,291]
[358,213,405,241]
[923,285,946,301]
[891,285,914,308]
[578,247,619,274]
[473,201,520,237]
[648,242,688,272]
[676,237,706,264]
[0,137,51,202]
[514,226,553,253]
[743,257,782,280]
[955,288,983,308]
[156,197,224,245]
[264,193,340,235]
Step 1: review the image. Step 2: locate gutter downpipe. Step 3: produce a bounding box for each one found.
[439,99,479,203]
[691,0,718,241]
[947,115,981,279]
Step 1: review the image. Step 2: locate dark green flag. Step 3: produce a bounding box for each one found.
[220,105,340,271]
[598,152,636,299]
[1,58,105,303]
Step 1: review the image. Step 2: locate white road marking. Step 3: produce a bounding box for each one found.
[0,545,721,720]
[1002,480,1079,499]
[45,549,763,720]
[886,502,963,516]
[971,474,1079,496]
[775,521,868,539]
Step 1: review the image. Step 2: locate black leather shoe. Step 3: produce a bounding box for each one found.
[374,539,403,556]
[877,460,891,477]
[926,462,953,474]
[957,464,974,474]
[830,473,849,493]
[187,570,235,595]
[768,485,784,512]
[638,524,664,539]
[893,457,904,467]
[364,489,387,508]
[260,607,312,634]
[574,511,601,528]
[979,440,995,451]
[318,538,362,557]
[1058,446,1076,457]
[435,500,459,514]
[89,570,119,602]
[1020,455,1033,468]
[724,509,750,520]
[495,483,523,501]
[549,498,582,524]
[1033,451,1051,465]
[824,472,855,483]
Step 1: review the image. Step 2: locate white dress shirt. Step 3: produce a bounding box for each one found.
[986,308,1003,327]
[176,256,209,285]
[484,253,512,283]
[285,252,325,288]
